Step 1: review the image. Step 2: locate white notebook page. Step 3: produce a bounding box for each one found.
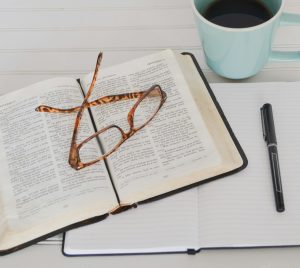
[198,82,300,248]
[64,189,199,255]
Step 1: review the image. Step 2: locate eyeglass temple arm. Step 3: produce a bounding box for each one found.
[35,87,161,114]
[68,52,103,169]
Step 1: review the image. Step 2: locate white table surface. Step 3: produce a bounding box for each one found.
[1,0,300,267]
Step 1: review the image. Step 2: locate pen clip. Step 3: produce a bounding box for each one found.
[260,107,267,141]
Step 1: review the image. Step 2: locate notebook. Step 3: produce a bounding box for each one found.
[63,81,300,256]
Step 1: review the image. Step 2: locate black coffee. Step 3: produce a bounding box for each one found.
[203,0,273,28]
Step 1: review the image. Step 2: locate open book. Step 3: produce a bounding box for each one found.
[63,81,300,256]
[0,50,246,255]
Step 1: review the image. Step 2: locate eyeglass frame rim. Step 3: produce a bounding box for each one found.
[69,52,167,170]
[74,84,167,170]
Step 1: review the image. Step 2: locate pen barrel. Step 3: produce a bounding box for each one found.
[268,145,285,212]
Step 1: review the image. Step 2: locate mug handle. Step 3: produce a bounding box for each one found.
[269,12,300,61]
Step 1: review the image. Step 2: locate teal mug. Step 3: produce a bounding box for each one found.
[191,0,300,79]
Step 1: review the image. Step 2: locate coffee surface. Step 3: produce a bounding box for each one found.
[203,0,273,28]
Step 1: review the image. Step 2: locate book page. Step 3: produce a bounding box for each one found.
[0,209,5,245]
[197,82,300,248]
[38,233,63,245]
[0,78,118,251]
[81,50,227,204]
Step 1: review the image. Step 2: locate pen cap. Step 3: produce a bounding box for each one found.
[261,103,277,144]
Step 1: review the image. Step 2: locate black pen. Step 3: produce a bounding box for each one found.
[261,103,285,212]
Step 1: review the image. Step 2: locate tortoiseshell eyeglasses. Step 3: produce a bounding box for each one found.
[36,52,167,170]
